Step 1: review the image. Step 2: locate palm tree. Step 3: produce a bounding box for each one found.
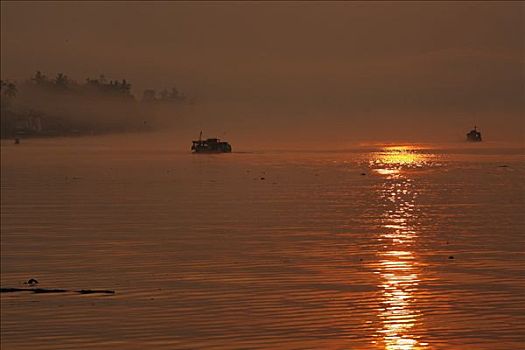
[32,71,48,85]
[120,79,131,94]
[0,80,17,98]
[54,73,69,89]
[5,82,17,98]
[159,88,169,100]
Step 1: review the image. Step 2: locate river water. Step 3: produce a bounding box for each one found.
[1,136,524,349]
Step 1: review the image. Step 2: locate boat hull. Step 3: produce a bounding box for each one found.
[192,149,231,153]
[191,144,232,153]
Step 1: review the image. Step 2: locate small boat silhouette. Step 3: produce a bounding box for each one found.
[191,131,232,153]
[466,126,482,142]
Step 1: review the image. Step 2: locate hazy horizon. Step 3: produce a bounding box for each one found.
[1,1,524,144]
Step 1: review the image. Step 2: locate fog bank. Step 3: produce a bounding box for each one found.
[1,1,523,145]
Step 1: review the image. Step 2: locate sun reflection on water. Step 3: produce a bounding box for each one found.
[371,146,429,350]
[370,146,434,177]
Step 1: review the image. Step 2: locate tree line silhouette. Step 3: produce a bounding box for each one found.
[0,71,190,138]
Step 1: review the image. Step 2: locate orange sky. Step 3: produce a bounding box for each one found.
[1,1,523,144]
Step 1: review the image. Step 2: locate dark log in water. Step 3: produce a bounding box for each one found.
[1,288,28,293]
[1,287,115,294]
[78,289,115,295]
[0,288,66,293]
[32,288,68,294]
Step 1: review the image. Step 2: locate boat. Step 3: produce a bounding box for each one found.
[466,126,482,142]
[191,131,232,153]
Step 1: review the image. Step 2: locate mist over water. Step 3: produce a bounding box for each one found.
[1,2,524,144]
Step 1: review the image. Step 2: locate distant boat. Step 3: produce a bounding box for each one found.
[191,131,232,153]
[466,126,482,142]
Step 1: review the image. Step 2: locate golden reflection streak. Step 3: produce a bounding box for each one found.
[371,146,429,350]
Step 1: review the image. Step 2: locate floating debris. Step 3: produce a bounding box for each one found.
[33,288,68,294]
[1,288,27,293]
[78,289,115,295]
[1,287,65,294]
[25,278,39,285]
[1,287,115,295]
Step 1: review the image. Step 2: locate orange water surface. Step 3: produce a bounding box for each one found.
[1,138,524,349]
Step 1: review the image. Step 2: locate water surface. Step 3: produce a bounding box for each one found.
[1,138,524,349]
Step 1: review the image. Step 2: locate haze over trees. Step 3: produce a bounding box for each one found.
[0,71,189,138]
